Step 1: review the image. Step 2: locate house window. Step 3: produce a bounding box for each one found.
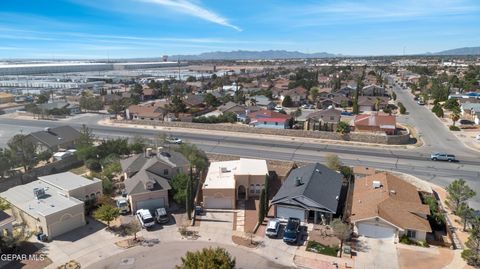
[164,169,169,175]
[264,121,267,125]
[85,195,89,200]
[90,193,95,199]
[406,230,416,238]
[250,184,255,194]
[256,184,261,194]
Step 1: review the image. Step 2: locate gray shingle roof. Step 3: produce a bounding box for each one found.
[271,163,343,214]
[28,126,81,149]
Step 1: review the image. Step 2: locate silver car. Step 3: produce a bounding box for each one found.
[430,152,456,162]
[265,219,281,238]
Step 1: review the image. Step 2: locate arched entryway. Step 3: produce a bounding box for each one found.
[237,185,246,200]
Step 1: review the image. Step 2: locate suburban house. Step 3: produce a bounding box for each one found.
[125,102,168,121]
[248,95,275,110]
[27,126,81,153]
[184,94,205,108]
[0,172,102,239]
[354,113,397,135]
[335,86,356,97]
[38,101,81,115]
[350,172,431,241]
[247,110,292,129]
[202,158,269,209]
[357,96,389,111]
[317,94,351,109]
[271,163,343,224]
[461,102,480,125]
[0,210,15,236]
[361,85,386,96]
[120,149,189,212]
[304,107,341,131]
[281,86,308,106]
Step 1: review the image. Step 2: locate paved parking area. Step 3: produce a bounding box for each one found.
[354,236,399,269]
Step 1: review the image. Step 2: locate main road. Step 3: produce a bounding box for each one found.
[0,113,479,208]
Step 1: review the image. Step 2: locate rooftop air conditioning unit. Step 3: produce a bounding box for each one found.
[372,180,381,189]
[33,188,46,199]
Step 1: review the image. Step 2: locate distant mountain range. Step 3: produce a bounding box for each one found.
[170,50,340,60]
[431,46,480,56]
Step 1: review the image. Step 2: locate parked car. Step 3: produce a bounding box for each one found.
[136,209,155,229]
[283,217,301,244]
[274,105,283,111]
[430,152,456,162]
[265,219,281,238]
[116,198,130,214]
[165,136,182,144]
[459,119,474,125]
[417,100,425,105]
[477,134,480,141]
[153,207,169,224]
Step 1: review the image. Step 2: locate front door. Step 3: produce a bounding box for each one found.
[238,185,246,200]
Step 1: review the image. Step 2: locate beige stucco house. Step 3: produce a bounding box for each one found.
[0,172,102,239]
[202,158,268,209]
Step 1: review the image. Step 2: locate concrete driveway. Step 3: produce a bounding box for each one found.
[354,236,399,269]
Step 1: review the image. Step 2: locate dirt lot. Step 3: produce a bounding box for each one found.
[397,245,453,269]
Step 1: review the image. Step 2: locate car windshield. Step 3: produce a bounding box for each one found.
[266,228,276,232]
[144,217,154,223]
[284,230,296,238]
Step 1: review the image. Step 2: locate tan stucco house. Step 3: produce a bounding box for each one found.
[0,172,102,239]
[202,158,268,209]
[121,150,189,212]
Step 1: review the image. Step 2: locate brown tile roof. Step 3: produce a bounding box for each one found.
[352,166,377,177]
[351,172,431,232]
[128,102,167,118]
[357,96,389,106]
[248,110,292,120]
[354,113,396,128]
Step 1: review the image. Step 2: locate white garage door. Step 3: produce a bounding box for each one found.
[357,223,395,239]
[136,198,166,211]
[49,213,85,238]
[276,206,305,221]
[205,197,233,209]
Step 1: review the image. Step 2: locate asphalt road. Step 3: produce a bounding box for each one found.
[85,241,289,269]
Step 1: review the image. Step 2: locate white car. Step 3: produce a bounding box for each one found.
[165,136,182,144]
[136,209,155,229]
[274,105,283,111]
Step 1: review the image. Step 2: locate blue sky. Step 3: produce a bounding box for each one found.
[0,0,479,59]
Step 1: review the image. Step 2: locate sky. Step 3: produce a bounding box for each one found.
[0,0,479,59]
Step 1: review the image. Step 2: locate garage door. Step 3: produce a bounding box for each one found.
[357,223,395,239]
[49,213,85,238]
[276,206,305,221]
[204,197,233,209]
[136,198,166,211]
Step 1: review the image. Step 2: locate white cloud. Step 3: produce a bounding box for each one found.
[138,0,241,31]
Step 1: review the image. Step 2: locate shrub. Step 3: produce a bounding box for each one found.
[306,241,339,256]
[399,234,414,245]
[449,125,460,131]
[85,159,102,172]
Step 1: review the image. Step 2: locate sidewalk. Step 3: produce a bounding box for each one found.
[99,118,420,150]
[294,248,353,269]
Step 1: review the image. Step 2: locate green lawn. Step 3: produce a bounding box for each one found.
[306,240,339,257]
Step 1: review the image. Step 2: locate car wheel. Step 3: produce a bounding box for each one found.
[448,159,452,162]
[432,158,437,161]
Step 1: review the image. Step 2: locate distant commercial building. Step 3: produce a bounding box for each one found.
[0,80,105,89]
[0,61,184,76]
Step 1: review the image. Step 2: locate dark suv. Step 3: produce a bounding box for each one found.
[283,217,301,244]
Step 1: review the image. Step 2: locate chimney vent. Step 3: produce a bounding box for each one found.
[295,177,303,186]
